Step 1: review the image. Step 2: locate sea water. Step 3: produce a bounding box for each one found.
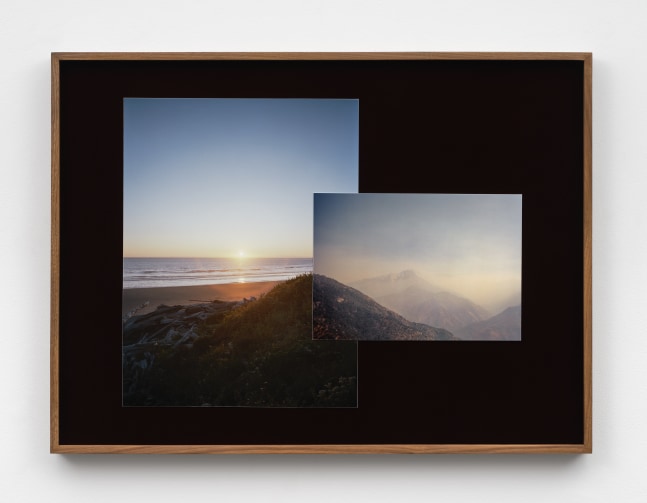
[123,257,312,289]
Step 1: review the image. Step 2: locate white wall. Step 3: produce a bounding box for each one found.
[1,1,645,501]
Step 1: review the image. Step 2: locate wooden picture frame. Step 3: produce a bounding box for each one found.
[51,52,592,454]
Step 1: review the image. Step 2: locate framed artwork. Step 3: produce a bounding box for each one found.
[51,52,592,453]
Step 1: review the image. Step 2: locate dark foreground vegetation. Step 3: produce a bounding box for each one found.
[123,275,357,407]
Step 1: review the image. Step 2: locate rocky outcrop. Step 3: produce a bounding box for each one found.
[313,274,457,341]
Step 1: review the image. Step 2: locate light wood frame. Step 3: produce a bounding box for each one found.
[51,52,592,454]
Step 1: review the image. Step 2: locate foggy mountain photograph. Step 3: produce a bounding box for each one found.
[313,193,522,341]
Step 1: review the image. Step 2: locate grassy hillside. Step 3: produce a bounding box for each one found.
[124,274,357,407]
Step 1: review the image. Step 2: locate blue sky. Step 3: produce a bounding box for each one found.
[123,98,359,258]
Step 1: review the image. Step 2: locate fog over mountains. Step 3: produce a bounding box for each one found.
[313,274,456,341]
[316,270,521,341]
[350,270,491,332]
[349,270,443,298]
[313,193,522,315]
[455,305,521,341]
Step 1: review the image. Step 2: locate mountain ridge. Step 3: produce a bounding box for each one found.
[349,270,490,332]
[349,269,443,299]
[313,274,457,341]
[455,305,521,341]
[376,284,491,332]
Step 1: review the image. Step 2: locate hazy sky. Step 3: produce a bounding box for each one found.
[124,98,358,258]
[314,193,522,310]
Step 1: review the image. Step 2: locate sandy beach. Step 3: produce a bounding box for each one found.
[122,281,281,317]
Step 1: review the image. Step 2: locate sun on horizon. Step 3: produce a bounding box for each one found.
[123,98,358,260]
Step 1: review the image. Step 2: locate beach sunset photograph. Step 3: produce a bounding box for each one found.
[313,193,522,341]
[122,98,359,407]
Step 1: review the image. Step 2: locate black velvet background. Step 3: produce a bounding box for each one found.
[57,59,584,445]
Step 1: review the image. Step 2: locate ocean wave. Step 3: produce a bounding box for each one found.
[123,257,313,289]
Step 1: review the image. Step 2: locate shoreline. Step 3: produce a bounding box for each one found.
[122,281,282,317]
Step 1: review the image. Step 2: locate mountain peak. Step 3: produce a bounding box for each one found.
[395,270,418,280]
[349,270,441,299]
[375,270,419,282]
